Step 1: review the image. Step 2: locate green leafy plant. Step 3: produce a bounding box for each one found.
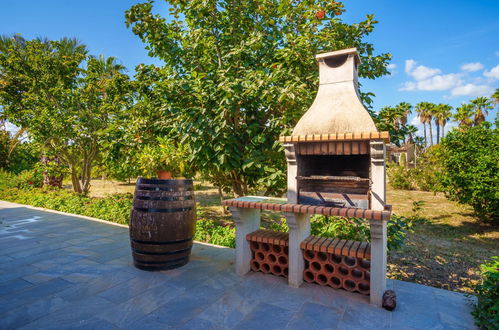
[0,169,18,190]
[438,123,498,221]
[387,147,445,193]
[125,0,391,197]
[0,36,132,194]
[194,219,236,248]
[471,256,499,329]
[138,136,192,178]
[0,187,132,225]
[269,214,414,251]
[387,165,414,190]
[410,200,426,222]
[15,169,44,189]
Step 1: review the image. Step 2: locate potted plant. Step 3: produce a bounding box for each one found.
[138,137,191,179]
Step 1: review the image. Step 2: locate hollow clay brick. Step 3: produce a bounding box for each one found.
[301,235,371,295]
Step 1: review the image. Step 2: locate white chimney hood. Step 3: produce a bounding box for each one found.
[292,48,378,136]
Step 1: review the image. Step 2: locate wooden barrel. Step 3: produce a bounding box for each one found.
[129,178,196,271]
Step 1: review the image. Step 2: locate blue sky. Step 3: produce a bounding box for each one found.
[1,0,498,133]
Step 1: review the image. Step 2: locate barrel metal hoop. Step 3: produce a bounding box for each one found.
[133,256,188,265]
[136,178,193,185]
[133,207,193,213]
[132,247,191,256]
[137,186,188,191]
[131,237,193,245]
[135,196,193,201]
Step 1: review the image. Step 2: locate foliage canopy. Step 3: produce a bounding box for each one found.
[438,123,498,221]
[0,36,131,193]
[125,0,390,196]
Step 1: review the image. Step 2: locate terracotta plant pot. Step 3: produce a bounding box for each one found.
[157,170,172,180]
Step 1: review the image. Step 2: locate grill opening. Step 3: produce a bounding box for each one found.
[297,154,370,178]
[296,154,371,208]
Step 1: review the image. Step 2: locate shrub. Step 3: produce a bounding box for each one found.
[411,146,444,192]
[0,169,43,190]
[0,169,18,190]
[16,169,44,189]
[438,124,498,221]
[269,214,415,252]
[194,219,236,248]
[387,165,414,190]
[8,142,40,174]
[472,256,499,328]
[0,187,132,224]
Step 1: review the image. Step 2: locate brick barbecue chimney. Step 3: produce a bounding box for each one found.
[280,48,388,211]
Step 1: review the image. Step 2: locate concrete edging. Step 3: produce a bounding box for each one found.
[0,199,230,250]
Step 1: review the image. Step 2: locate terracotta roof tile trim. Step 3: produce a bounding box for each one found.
[222,199,391,221]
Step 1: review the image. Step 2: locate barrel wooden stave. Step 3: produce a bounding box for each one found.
[129,178,196,271]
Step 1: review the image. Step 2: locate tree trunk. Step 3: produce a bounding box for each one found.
[232,181,244,198]
[442,123,445,138]
[81,157,93,194]
[218,185,228,214]
[70,167,83,193]
[428,121,433,146]
[423,122,427,148]
[40,155,63,188]
[436,124,440,144]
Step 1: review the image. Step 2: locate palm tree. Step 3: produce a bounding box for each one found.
[415,102,429,148]
[405,124,419,144]
[492,88,499,108]
[396,102,412,127]
[394,102,412,143]
[425,102,436,146]
[470,97,493,125]
[435,104,453,141]
[453,103,474,128]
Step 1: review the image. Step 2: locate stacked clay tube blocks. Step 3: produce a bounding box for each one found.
[246,229,289,278]
[301,236,371,295]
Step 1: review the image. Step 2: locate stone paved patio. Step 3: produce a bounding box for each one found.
[0,200,476,329]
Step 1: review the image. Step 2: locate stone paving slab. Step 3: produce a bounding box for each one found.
[0,200,477,329]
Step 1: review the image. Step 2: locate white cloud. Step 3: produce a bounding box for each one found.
[460,62,484,72]
[484,64,499,80]
[387,63,396,70]
[404,59,441,80]
[410,116,423,126]
[399,73,462,91]
[450,83,494,97]
[495,51,499,57]
[405,59,416,73]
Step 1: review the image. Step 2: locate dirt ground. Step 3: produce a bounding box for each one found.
[86,179,498,294]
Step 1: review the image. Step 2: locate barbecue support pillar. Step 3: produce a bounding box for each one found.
[369,219,388,307]
[284,143,298,204]
[370,140,386,211]
[229,207,261,276]
[285,212,310,288]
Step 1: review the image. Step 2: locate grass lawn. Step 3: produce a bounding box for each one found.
[84,179,498,294]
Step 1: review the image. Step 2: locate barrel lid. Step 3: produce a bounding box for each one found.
[137,178,193,186]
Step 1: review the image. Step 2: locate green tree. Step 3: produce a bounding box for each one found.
[395,101,412,143]
[0,36,131,193]
[492,88,499,108]
[438,123,498,221]
[125,0,391,196]
[0,127,9,169]
[434,103,452,141]
[405,124,418,144]
[426,102,436,146]
[395,102,412,127]
[454,103,474,128]
[415,102,430,148]
[377,106,406,146]
[470,96,493,126]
